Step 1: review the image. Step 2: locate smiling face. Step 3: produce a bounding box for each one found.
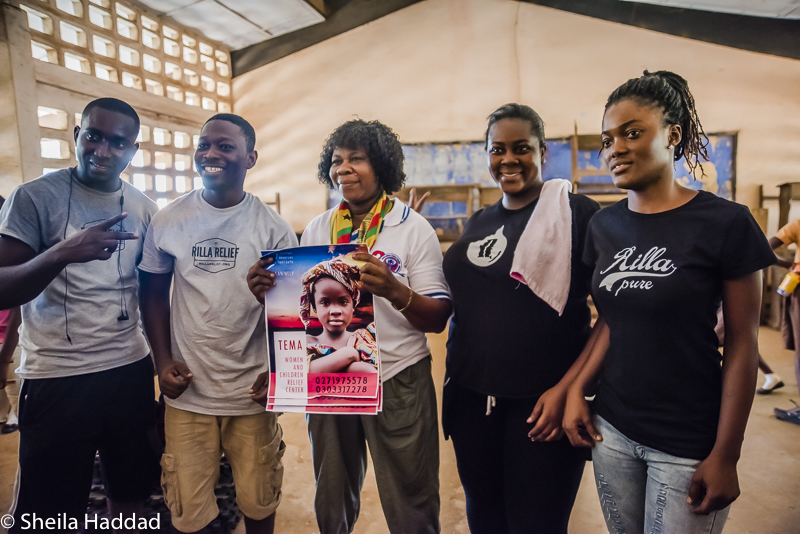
[313,277,355,336]
[329,147,382,207]
[487,118,545,198]
[73,108,139,192]
[601,98,681,191]
[194,119,257,192]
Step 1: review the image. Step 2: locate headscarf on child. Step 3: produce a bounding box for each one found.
[300,258,361,327]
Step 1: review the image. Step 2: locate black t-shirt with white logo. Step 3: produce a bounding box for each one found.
[443,193,600,398]
[584,191,776,459]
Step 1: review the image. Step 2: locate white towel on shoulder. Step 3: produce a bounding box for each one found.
[510,179,572,316]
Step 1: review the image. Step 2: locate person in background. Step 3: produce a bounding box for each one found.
[0,307,21,434]
[756,357,783,394]
[768,222,800,423]
[714,307,783,395]
[247,119,451,534]
[408,188,431,213]
[0,194,21,435]
[0,337,20,435]
[564,70,775,534]
[139,114,296,534]
[0,98,159,533]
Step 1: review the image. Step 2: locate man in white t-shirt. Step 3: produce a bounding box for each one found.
[139,114,297,534]
[0,98,159,531]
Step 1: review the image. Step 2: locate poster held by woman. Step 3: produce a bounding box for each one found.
[261,244,382,414]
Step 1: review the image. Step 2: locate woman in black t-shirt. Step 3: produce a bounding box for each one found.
[441,104,601,534]
[563,71,775,534]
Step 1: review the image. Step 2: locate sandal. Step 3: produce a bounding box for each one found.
[757,380,785,395]
[774,400,800,426]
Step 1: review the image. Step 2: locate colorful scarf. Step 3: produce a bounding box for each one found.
[348,322,378,366]
[306,322,377,368]
[330,192,391,249]
[299,258,361,328]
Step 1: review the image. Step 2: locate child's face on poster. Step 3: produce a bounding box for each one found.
[313,278,355,334]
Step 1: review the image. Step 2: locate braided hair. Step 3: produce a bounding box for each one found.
[605,70,709,178]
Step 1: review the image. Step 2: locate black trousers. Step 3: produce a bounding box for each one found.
[11,356,160,533]
[444,380,586,534]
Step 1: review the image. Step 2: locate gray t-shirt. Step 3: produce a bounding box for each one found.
[139,190,297,416]
[0,168,157,379]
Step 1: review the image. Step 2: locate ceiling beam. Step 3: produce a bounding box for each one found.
[521,0,800,61]
[231,0,423,77]
[302,0,330,17]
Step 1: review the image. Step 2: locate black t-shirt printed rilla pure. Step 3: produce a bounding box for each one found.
[584,191,776,460]
[444,193,600,399]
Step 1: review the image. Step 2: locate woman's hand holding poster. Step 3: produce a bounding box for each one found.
[262,244,382,414]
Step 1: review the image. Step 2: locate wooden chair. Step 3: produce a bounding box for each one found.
[570,125,626,206]
[394,184,503,243]
[264,192,281,214]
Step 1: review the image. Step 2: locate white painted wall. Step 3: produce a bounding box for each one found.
[234,0,800,232]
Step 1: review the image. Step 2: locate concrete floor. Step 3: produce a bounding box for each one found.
[1,326,799,533]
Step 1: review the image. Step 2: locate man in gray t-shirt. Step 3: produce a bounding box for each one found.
[0,98,159,531]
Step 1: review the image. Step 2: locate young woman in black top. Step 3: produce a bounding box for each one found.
[563,71,775,534]
[441,104,601,533]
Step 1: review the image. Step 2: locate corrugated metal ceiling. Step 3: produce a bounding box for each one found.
[621,0,800,19]
[136,0,325,50]
[135,0,800,53]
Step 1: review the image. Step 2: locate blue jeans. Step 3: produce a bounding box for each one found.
[592,416,729,534]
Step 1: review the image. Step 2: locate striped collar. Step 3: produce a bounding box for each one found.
[383,200,410,227]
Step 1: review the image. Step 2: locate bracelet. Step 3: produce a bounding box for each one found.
[392,286,414,313]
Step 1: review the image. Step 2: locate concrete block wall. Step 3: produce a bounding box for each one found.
[1,0,233,206]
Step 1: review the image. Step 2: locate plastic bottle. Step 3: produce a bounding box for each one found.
[778,271,800,296]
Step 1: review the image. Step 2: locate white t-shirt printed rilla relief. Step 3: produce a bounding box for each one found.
[301,200,451,382]
[138,190,297,416]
